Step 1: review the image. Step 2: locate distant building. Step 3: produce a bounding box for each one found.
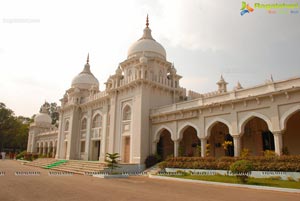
[27,17,300,164]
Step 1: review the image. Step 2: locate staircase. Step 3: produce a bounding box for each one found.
[25,158,58,168]
[50,160,106,175]
[25,159,106,175]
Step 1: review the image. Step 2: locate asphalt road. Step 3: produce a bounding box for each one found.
[0,160,299,201]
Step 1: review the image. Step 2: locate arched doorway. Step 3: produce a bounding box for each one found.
[208,122,234,157]
[283,111,300,155]
[157,129,174,160]
[241,117,274,156]
[179,126,200,157]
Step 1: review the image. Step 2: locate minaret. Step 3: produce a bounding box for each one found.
[82,53,91,73]
[235,81,243,90]
[217,75,228,93]
[139,15,154,40]
[146,14,149,28]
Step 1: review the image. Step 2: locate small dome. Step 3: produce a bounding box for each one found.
[127,17,166,59]
[71,55,99,90]
[34,106,51,124]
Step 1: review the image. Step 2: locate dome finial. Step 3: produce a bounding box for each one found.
[146,14,149,27]
[87,53,89,64]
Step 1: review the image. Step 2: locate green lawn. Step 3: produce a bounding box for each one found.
[167,174,300,189]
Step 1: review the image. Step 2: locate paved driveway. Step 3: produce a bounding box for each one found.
[0,160,299,201]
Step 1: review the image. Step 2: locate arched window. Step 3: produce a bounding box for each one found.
[64,121,69,131]
[123,105,131,121]
[92,114,102,128]
[81,118,87,130]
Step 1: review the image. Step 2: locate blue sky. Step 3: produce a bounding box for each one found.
[0,0,299,117]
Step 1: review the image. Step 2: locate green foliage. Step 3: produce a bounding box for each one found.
[105,153,120,174]
[205,144,210,156]
[230,160,253,183]
[230,160,253,175]
[162,155,300,172]
[196,145,201,157]
[145,154,161,168]
[16,151,38,161]
[168,174,300,189]
[16,150,27,160]
[158,161,167,169]
[263,150,277,158]
[0,103,30,152]
[240,148,250,158]
[40,102,59,126]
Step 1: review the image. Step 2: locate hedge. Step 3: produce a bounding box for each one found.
[160,155,300,172]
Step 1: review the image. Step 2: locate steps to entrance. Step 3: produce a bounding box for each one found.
[25,159,106,175]
[25,158,58,168]
[50,160,106,175]
[44,160,68,169]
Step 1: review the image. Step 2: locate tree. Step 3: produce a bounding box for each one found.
[40,102,59,126]
[0,103,29,152]
[105,153,120,174]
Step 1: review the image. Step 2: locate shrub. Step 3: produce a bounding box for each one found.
[158,161,167,169]
[105,153,120,174]
[196,145,201,157]
[32,153,39,160]
[16,151,27,160]
[162,155,300,172]
[229,160,253,183]
[240,149,250,158]
[145,154,161,168]
[263,150,277,158]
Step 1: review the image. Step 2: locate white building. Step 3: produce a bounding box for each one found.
[27,17,300,164]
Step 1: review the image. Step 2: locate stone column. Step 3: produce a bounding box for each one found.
[40,145,43,155]
[174,140,179,157]
[48,144,51,156]
[52,146,56,158]
[38,145,41,155]
[43,144,46,155]
[200,138,206,157]
[273,131,283,156]
[55,112,63,159]
[99,113,108,162]
[85,108,92,160]
[233,135,241,157]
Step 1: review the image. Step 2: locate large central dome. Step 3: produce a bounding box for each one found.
[127,16,166,60]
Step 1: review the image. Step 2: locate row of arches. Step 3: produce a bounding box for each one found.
[155,110,300,160]
[36,141,57,157]
[62,105,132,132]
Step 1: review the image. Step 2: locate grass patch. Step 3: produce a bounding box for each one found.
[167,174,300,189]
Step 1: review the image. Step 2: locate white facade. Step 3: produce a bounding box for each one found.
[27,18,300,164]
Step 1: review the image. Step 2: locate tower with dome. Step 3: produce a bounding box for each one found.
[27,16,300,165]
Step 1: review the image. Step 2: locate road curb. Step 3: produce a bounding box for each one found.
[148,175,300,194]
